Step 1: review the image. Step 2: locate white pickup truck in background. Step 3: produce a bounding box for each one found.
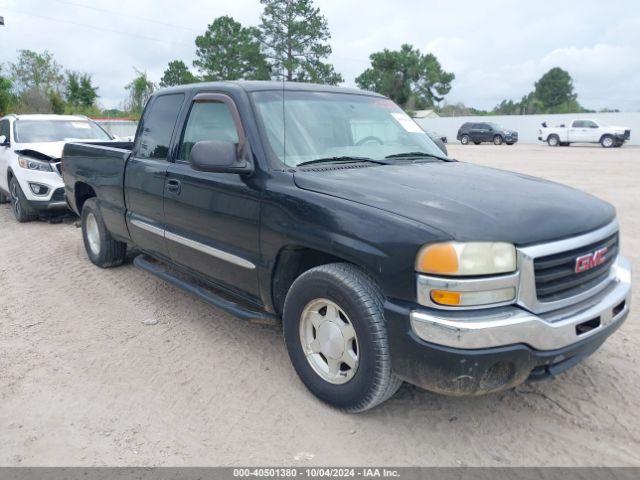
[538,119,631,148]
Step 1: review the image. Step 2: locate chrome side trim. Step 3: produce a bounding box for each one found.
[129,218,256,270]
[130,218,164,237]
[517,220,619,314]
[417,271,519,310]
[164,231,256,270]
[410,255,631,350]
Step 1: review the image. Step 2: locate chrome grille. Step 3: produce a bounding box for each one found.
[534,233,618,302]
[516,220,619,314]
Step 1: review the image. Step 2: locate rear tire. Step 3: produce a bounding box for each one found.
[460,134,470,145]
[283,263,402,413]
[81,198,127,268]
[600,135,614,148]
[9,177,37,223]
[547,135,560,147]
[493,135,503,145]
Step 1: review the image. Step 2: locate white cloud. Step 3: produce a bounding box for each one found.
[1,0,638,111]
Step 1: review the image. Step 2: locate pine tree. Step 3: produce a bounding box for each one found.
[259,0,342,85]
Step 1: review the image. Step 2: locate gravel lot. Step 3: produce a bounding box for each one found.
[1,143,638,466]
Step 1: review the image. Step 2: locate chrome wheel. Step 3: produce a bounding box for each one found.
[299,298,359,385]
[86,213,101,255]
[602,136,614,147]
[10,180,21,217]
[548,136,559,146]
[460,135,469,145]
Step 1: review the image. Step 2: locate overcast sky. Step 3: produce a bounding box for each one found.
[1,0,639,111]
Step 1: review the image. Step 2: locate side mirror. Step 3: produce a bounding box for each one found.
[190,140,253,174]
[0,134,9,146]
[591,125,599,128]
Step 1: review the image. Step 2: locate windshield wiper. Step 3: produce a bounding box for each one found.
[385,151,451,162]
[297,156,389,167]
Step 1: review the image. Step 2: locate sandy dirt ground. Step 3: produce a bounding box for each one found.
[0,143,639,466]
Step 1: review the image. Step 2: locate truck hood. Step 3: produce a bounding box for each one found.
[15,141,66,160]
[293,162,616,245]
[607,125,629,133]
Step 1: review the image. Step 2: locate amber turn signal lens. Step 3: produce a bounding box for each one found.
[430,290,461,306]
[416,244,459,274]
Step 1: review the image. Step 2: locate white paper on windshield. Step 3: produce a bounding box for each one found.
[71,122,91,129]
[391,112,423,133]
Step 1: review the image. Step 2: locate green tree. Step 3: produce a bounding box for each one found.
[356,44,454,110]
[0,67,17,115]
[160,60,199,87]
[259,0,342,85]
[48,90,66,114]
[125,69,155,115]
[9,50,64,93]
[65,71,98,108]
[533,67,577,110]
[194,16,270,81]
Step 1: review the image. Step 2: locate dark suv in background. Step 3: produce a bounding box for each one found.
[457,122,518,145]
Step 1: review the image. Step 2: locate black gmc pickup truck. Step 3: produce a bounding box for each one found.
[62,81,631,412]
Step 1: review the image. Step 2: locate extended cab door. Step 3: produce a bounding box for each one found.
[569,120,591,142]
[163,93,261,301]
[125,93,185,260]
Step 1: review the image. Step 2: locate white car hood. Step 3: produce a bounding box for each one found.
[15,141,67,160]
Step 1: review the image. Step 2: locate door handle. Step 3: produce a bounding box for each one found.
[166,179,181,194]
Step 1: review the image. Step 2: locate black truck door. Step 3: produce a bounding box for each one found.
[163,93,261,301]
[125,93,185,260]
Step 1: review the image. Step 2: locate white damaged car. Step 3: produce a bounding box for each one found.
[0,114,113,222]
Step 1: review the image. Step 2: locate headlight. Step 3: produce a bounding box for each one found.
[18,156,53,172]
[416,242,516,276]
[430,287,516,307]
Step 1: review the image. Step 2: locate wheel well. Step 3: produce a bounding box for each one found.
[75,182,97,213]
[7,168,13,185]
[599,133,613,142]
[271,246,351,316]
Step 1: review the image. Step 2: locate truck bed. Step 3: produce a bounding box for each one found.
[62,141,134,242]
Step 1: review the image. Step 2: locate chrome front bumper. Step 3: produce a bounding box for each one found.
[410,255,631,350]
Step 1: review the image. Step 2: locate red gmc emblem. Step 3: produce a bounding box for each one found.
[575,247,608,273]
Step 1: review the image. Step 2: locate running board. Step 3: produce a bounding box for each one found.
[133,254,279,326]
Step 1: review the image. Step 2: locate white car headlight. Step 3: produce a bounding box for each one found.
[18,156,53,172]
[416,242,516,276]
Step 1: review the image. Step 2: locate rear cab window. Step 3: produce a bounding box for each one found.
[135,93,185,160]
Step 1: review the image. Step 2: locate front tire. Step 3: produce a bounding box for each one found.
[493,135,503,145]
[547,135,560,147]
[283,263,402,412]
[601,135,614,148]
[9,177,37,223]
[460,134,470,145]
[81,198,127,268]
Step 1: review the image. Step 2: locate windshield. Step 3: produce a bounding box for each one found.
[252,91,447,167]
[14,120,111,143]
